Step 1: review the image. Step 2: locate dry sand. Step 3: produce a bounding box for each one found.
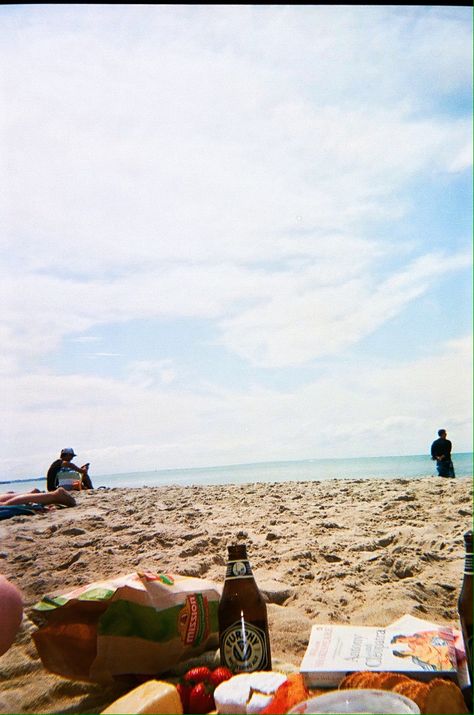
[0,476,472,714]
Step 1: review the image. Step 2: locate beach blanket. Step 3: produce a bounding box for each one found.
[0,504,46,521]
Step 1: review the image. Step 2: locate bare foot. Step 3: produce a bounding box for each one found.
[55,488,76,507]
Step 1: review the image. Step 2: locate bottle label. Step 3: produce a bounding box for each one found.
[178,593,210,646]
[464,553,473,574]
[220,620,270,671]
[225,559,254,579]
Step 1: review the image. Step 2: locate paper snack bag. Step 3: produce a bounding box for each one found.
[31,571,220,683]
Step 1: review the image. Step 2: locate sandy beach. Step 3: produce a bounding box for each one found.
[0,476,472,714]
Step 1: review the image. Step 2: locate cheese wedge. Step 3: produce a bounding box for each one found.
[246,691,276,714]
[214,671,287,714]
[101,680,183,714]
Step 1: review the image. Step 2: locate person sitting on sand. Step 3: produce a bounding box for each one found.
[47,448,93,491]
[0,487,76,508]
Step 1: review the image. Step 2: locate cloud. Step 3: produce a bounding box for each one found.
[72,336,101,344]
[2,6,471,274]
[0,245,470,372]
[217,250,472,367]
[0,334,470,479]
[448,140,473,173]
[127,360,177,388]
[0,6,471,475]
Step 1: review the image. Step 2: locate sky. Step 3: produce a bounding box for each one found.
[1,5,472,480]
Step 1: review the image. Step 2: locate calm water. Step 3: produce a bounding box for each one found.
[2,452,472,493]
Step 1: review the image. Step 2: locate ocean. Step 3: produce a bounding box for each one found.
[2,452,472,493]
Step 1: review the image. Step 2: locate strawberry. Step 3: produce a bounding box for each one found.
[209,666,233,687]
[176,682,191,713]
[183,666,212,685]
[188,681,215,714]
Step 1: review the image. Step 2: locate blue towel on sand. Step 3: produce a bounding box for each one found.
[0,504,45,521]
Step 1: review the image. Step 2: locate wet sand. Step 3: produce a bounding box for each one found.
[0,476,471,714]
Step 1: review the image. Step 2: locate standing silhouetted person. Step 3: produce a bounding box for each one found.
[431,429,455,478]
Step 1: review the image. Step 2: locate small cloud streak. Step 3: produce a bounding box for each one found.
[92,352,121,357]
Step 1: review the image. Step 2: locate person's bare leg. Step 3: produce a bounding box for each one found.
[1,488,76,507]
[0,488,41,503]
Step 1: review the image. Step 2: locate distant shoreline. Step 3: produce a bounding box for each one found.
[0,476,44,485]
[2,451,473,486]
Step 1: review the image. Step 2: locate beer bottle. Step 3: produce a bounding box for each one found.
[218,544,272,673]
[458,530,473,711]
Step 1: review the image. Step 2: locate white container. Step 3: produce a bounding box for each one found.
[288,688,421,714]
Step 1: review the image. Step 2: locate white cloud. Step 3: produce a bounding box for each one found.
[0,6,471,475]
[218,250,472,367]
[0,246,470,372]
[0,335,470,479]
[127,360,177,388]
[448,140,473,173]
[1,6,471,276]
[72,335,101,343]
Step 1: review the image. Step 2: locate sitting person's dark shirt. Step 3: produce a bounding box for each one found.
[46,459,62,491]
[431,437,452,462]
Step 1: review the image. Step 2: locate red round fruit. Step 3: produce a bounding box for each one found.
[188,682,215,714]
[210,666,233,687]
[183,666,212,685]
[177,682,191,713]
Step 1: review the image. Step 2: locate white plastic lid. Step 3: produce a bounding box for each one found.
[288,688,421,714]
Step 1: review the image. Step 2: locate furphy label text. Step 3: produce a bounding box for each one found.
[221,621,268,671]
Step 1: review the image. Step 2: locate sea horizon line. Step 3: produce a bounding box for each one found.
[2,450,472,485]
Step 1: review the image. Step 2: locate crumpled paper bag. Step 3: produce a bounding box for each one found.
[31,571,220,683]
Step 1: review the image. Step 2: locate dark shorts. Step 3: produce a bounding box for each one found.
[437,460,455,478]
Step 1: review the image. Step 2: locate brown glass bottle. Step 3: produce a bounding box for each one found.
[458,531,473,711]
[218,544,272,673]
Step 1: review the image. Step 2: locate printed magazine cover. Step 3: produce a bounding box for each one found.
[300,615,461,687]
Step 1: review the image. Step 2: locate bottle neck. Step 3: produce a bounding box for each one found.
[227,544,248,560]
